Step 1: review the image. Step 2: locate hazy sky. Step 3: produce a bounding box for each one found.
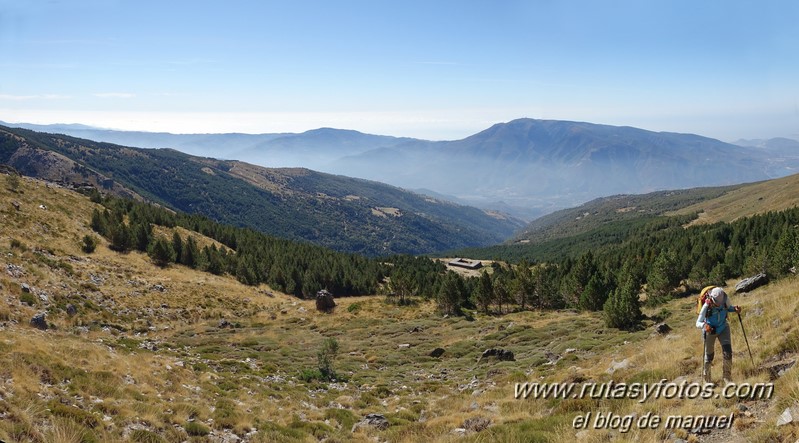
[1,0,797,141]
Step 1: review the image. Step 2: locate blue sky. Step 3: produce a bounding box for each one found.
[1,0,797,140]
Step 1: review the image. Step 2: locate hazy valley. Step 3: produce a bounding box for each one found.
[7,119,798,221]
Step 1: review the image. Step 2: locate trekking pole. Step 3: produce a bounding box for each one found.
[701,331,706,380]
[737,312,755,366]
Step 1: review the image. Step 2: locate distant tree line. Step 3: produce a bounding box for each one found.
[90,196,389,297]
[89,193,799,331]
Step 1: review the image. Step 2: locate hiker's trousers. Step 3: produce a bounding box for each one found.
[703,325,732,380]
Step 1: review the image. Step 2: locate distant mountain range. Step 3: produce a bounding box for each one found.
[3,119,798,221]
[0,124,524,256]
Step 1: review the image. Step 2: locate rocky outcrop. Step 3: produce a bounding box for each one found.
[351,413,389,432]
[478,348,515,362]
[735,273,768,293]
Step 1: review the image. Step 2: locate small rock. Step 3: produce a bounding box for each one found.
[462,416,491,432]
[66,304,78,316]
[21,283,31,293]
[398,343,411,349]
[776,407,794,426]
[151,284,165,292]
[689,426,710,435]
[429,348,445,358]
[544,351,560,364]
[30,312,48,330]
[655,323,672,335]
[606,359,632,374]
[218,319,233,329]
[409,326,422,333]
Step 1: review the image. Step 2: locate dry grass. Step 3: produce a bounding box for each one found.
[670,172,799,226]
[2,174,799,442]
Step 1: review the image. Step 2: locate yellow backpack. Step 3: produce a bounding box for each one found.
[696,285,716,314]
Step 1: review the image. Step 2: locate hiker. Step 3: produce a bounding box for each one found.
[695,287,741,383]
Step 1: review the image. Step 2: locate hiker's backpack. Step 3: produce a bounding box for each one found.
[696,285,716,314]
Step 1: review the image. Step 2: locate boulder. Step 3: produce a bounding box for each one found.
[478,348,515,362]
[30,312,48,330]
[735,273,768,293]
[315,289,336,312]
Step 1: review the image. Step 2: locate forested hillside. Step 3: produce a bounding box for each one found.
[0,125,523,256]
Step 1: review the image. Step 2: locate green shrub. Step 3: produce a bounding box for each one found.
[130,429,166,443]
[82,235,98,253]
[213,399,238,429]
[48,401,99,428]
[184,421,210,436]
[19,292,36,306]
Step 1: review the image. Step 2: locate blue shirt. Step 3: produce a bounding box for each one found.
[695,300,736,334]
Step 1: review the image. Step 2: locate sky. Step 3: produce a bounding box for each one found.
[1,0,797,141]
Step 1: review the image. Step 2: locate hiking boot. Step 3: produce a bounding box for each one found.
[703,365,712,384]
[723,358,732,382]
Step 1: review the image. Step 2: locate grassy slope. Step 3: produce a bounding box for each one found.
[1,174,797,442]
[669,172,799,226]
[512,186,744,245]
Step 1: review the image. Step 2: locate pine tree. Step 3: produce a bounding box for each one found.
[108,221,132,252]
[579,273,608,311]
[647,249,680,301]
[603,265,642,330]
[437,271,465,316]
[181,236,199,268]
[148,237,176,267]
[204,245,224,275]
[172,232,183,264]
[474,271,493,314]
[90,208,107,236]
[131,222,152,252]
[493,277,509,314]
